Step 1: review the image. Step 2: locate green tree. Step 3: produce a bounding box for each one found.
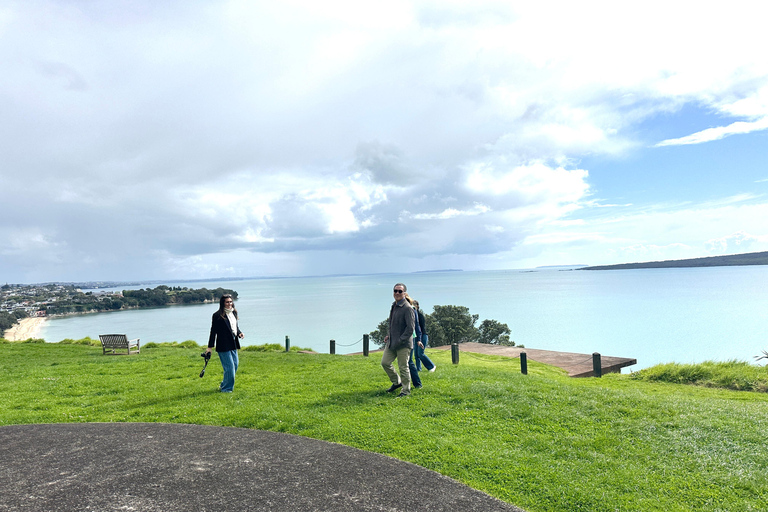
[0,312,15,331]
[425,305,479,346]
[477,319,514,346]
[369,318,389,348]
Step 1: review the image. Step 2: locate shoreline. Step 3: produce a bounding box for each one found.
[3,317,47,341]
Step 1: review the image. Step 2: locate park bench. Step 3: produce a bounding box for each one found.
[99,334,140,355]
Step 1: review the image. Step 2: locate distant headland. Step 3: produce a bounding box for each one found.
[581,251,768,271]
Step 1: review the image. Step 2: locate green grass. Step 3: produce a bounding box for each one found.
[2,341,768,512]
[631,360,768,392]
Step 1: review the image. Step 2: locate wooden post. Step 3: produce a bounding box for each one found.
[330,339,336,355]
[285,335,290,352]
[363,334,369,357]
[593,352,602,377]
[451,343,459,364]
[520,351,528,375]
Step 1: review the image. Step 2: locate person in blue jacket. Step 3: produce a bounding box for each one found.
[412,300,436,372]
[405,295,423,388]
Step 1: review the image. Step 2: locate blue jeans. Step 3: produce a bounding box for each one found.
[415,334,435,371]
[409,349,422,388]
[218,349,239,392]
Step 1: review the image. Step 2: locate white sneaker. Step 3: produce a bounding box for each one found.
[429,365,436,372]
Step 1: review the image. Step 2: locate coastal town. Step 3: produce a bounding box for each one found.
[1,283,237,341]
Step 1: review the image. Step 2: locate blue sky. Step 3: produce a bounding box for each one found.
[1,1,767,283]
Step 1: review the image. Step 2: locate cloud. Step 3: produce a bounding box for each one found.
[2,1,768,282]
[705,231,768,254]
[655,117,768,147]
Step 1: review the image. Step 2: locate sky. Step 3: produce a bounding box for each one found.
[2,0,768,283]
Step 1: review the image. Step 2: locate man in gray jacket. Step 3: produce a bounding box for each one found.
[381,282,415,397]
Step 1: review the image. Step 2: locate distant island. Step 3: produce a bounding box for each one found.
[581,251,768,271]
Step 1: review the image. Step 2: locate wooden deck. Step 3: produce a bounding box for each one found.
[432,342,637,377]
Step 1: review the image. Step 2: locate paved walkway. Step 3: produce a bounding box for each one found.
[0,423,525,512]
[433,342,637,377]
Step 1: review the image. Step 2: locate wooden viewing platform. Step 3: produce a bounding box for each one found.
[433,342,637,377]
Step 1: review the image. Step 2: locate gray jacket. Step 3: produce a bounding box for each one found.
[388,299,414,351]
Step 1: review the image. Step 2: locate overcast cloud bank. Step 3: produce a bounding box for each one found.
[2,1,768,283]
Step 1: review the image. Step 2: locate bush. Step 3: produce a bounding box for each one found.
[58,337,100,347]
[631,360,768,392]
[242,344,310,352]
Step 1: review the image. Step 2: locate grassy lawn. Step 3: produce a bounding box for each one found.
[2,341,768,512]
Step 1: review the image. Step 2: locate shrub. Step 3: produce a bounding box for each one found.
[631,360,768,392]
[58,337,100,346]
[242,343,311,352]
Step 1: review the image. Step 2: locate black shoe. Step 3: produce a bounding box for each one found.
[386,383,403,393]
[396,392,410,398]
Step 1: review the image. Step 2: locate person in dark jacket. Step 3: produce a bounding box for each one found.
[412,300,436,372]
[381,283,414,397]
[205,294,244,392]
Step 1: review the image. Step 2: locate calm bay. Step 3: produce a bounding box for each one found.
[40,266,768,371]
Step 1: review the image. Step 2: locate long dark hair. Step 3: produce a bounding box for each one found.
[217,294,238,319]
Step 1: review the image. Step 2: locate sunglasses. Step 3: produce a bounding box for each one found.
[393,289,405,294]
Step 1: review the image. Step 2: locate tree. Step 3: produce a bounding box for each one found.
[425,305,479,346]
[477,319,514,346]
[369,318,389,348]
[369,304,512,349]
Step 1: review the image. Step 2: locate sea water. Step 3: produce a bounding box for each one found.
[40,266,768,370]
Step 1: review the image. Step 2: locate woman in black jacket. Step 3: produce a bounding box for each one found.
[205,294,244,392]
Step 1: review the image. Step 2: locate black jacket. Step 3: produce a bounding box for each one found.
[208,311,242,352]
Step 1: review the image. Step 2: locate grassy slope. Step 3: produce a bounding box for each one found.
[2,343,767,512]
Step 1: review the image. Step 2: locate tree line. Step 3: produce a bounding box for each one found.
[43,286,238,315]
[369,304,515,348]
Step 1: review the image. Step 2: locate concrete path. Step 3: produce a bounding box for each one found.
[0,423,525,512]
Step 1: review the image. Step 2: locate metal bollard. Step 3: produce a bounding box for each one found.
[330,339,335,355]
[451,343,459,364]
[593,352,602,378]
[520,351,528,375]
[363,334,369,357]
[285,335,290,352]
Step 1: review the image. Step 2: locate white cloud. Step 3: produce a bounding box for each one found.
[2,1,768,281]
[411,204,490,220]
[705,231,768,254]
[655,117,768,147]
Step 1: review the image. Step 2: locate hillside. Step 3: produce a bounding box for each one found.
[581,250,768,270]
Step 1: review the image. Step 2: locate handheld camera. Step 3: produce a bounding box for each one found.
[199,351,211,378]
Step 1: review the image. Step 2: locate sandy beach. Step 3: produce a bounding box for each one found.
[3,316,47,341]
